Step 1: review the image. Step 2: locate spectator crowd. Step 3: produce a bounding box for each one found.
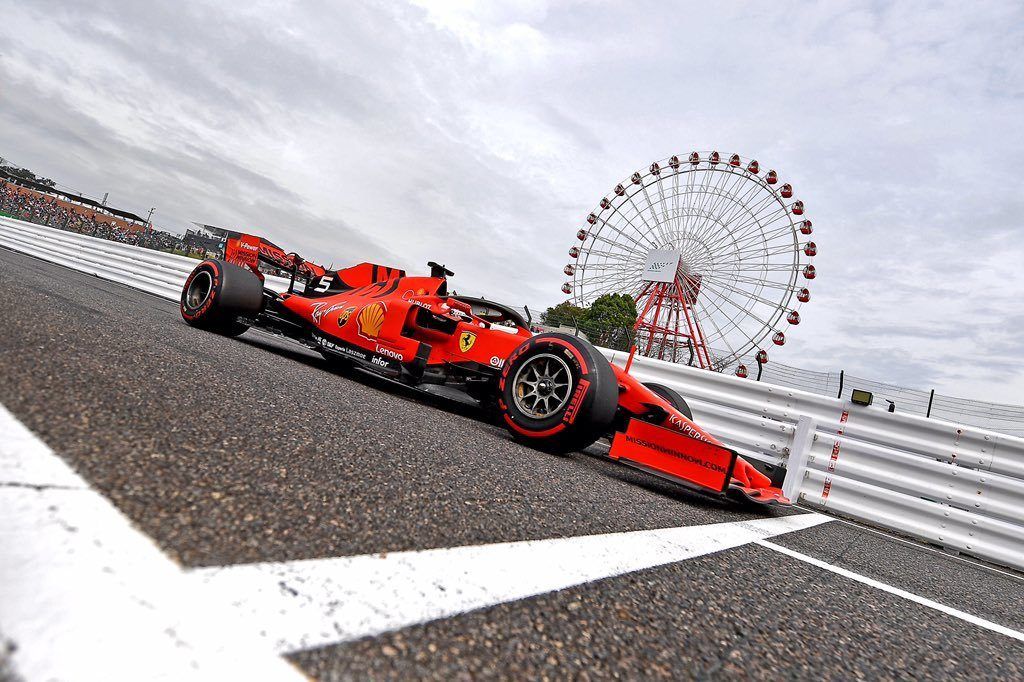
[0,180,214,257]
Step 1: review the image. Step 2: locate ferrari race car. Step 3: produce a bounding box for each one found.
[179,247,789,505]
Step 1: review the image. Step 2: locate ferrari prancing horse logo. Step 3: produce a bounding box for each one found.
[337,305,356,327]
[458,331,477,353]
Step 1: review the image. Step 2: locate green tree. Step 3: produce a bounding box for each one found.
[541,301,586,328]
[582,293,637,350]
[541,295,637,350]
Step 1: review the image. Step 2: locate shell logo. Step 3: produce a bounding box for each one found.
[357,302,386,339]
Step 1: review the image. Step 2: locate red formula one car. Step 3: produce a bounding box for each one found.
[179,246,788,505]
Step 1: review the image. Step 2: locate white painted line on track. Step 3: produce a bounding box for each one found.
[0,404,306,682]
[757,540,1024,643]
[189,513,833,654]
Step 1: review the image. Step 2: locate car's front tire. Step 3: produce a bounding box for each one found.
[180,260,263,335]
[497,333,618,453]
[642,381,693,421]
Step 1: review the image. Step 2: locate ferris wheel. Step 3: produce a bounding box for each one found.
[562,151,816,375]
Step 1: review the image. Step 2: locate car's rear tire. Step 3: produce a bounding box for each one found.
[642,381,693,421]
[497,333,618,453]
[180,260,263,335]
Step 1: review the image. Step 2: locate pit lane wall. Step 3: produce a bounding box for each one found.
[3,216,1023,572]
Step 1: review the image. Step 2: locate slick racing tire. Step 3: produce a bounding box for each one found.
[180,260,263,336]
[498,333,618,453]
[642,382,693,421]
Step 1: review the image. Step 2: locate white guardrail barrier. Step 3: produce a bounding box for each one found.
[3,216,1023,571]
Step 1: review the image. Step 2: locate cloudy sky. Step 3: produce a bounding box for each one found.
[2,1,1022,402]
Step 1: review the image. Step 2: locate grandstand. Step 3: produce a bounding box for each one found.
[0,170,214,258]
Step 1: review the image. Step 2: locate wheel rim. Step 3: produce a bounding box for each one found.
[512,353,573,418]
[186,271,213,309]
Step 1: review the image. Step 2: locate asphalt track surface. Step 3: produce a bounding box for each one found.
[2,247,1023,680]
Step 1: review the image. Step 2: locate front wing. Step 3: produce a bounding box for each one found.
[609,419,789,506]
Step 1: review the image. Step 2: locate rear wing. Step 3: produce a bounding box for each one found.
[225,233,328,282]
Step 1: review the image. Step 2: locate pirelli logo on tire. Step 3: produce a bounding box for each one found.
[562,378,590,425]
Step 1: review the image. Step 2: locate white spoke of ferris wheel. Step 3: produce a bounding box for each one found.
[635,187,667,247]
[637,184,672,247]
[577,264,644,290]
[580,247,646,263]
[698,274,794,315]
[649,171,675,245]
[690,170,783,247]
[721,262,801,275]
[687,167,752,246]
[678,165,698,243]
[615,178,664,243]
[717,216,790,265]
[576,279,635,301]
[698,169,755,237]
[646,170,686,247]
[694,223,796,280]
[701,172,775,240]
[738,241,805,261]
[729,219,800,256]
[587,229,651,261]
[580,267,645,294]
[576,263,646,293]
[686,180,772,255]
[725,200,795,251]
[695,284,775,355]
[717,271,800,293]
[688,179,776,254]
[716,182,781,241]
[679,164,721,245]
[577,241,638,284]
[726,205,792,250]
[591,210,659,253]
[579,260,647,280]
[670,168,683,242]
[603,197,667,250]
[698,282,784,348]
[685,167,736,246]
[670,177,777,252]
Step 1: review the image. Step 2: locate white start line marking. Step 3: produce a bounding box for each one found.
[0,403,307,682]
[756,540,1024,644]
[188,513,833,654]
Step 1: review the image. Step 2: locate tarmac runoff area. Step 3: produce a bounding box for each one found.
[2,247,1023,680]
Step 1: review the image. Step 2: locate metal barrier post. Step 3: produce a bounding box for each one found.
[782,415,817,502]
